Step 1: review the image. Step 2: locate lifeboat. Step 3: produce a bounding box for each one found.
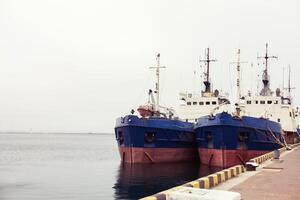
[137,104,155,117]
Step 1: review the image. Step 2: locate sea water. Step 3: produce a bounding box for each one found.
[0,133,221,200]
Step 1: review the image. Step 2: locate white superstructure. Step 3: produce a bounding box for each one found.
[240,44,298,143]
[178,48,230,122]
[240,95,297,133]
[295,107,300,129]
[178,91,230,122]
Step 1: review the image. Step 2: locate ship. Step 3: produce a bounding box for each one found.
[240,44,298,144]
[114,54,198,163]
[194,48,285,168]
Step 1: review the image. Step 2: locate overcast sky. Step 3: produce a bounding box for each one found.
[0,0,299,133]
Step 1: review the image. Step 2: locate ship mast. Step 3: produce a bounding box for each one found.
[200,48,217,93]
[230,49,247,107]
[285,65,295,103]
[257,43,277,96]
[236,49,241,105]
[288,65,291,99]
[150,53,166,112]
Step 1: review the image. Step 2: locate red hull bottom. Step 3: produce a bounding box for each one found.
[198,148,270,168]
[284,131,298,144]
[119,147,199,163]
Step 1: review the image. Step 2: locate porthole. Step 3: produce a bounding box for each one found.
[145,132,155,144]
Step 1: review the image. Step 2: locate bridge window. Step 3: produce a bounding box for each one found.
[187,102,191,105]
[206,102,210,105]
[199,101,204,105]
[193,102,197,105]
[255,100,259,104]
[267,100,272,104]
[246,101,251,104]
[260,101,265,104]
[212,101,217,105]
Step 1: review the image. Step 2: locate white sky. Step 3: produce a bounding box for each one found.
[0,0,299,133]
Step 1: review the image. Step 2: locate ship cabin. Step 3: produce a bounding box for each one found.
[178,90,230,123]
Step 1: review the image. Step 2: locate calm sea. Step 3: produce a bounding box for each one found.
[0,133,221,200]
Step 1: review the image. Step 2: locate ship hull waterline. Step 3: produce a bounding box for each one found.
[198,148,270,168]
[119,147,199,164]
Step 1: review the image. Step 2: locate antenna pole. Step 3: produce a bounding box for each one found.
[230,49,247,105]
[150,53,166,113]
[283,65,295,103]
[200,48,217,93]
[156,54,160,112]
[282,66,285,96]
[237,49,241,105]
[288,65,291,98]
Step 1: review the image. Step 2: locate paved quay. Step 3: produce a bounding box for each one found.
[216,146,300,200]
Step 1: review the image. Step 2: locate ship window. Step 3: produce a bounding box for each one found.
[199,101,204,105]
[206,102,210,105]
[246,101,251,104]
[274,100,278,104]
[290,112,292,117]
[260,101,265,104]
[187,102,191,105]
[255,100,259,104]
[195,119,197,122]
[193,102,197,105]
[212,101,217,105]
[277,118,280,122]
[267,100,272,104]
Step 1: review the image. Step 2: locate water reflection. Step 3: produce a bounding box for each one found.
[113,162,222,200]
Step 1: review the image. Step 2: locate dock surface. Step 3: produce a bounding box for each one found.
[222,147,300,200]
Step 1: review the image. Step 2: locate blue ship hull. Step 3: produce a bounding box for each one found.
[115,115,199,163]
[194,112,284,168]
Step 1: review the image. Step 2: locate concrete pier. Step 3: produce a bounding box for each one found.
[141,144,300,200]
[216,146,300,200]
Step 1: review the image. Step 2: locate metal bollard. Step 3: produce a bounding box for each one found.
[273,149,280,159]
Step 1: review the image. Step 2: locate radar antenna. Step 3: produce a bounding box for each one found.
[257,43,277,96]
